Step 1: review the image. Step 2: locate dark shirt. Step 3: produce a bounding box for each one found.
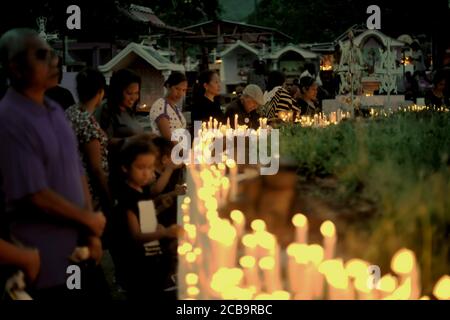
[298,98,320,116]
[0,88,85,289]
[94,102,143,139]
[425,90,449,108]
[45,85,75,110]
[115,183,161,261]
[225,98,260,130]
[153,169,183,227]
[191,95,225,124]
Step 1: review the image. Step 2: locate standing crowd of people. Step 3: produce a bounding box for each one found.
[0,27,448,301]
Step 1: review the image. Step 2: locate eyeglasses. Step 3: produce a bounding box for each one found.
[34,48,58,62]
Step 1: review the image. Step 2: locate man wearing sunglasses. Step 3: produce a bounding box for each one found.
[0,28,106,300]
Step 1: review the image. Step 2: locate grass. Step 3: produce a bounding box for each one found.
[279,110,450,294]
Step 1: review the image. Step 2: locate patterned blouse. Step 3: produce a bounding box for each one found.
[66,104,109,206]
[149,98,186,136]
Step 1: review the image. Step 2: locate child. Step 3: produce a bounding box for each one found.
[150,136,186,227]
[113,135,180,300]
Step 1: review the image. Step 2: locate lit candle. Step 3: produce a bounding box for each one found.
[239,256,260,292]
[219,177,230,208]
[262,118,267,129]
[259,256,282,293]
[432,275,450,300]
[391,248,421,299]
[319,259,354,300]
[307,244,325,299]
[242,233,258,257]
[320,220,336,260]
[292,213,308,244]
[376,273,398,299]
[286,243,309,297]
[234,114,238,129]
[230,209,245,239]
[345,259,374,300]
[226,159,238,201]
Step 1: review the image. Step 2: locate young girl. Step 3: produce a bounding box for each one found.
[113,135,180,300]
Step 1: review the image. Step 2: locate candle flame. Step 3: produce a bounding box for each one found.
[186,252,197,263]
[230,210,245,225]
[378,274,398,293]
[251,219,266,232]
[242,234,257,248]
[240,256,256,269]
[187,286,200,297]
[254,293,272,300]
[225,158,236,169]
[391,248,415,275]
[320,220,336,238]
[345,259,370,279]
[178,242,192,255]
[384,277,411,300]
[433,275,450,300]
[308,244,324,266]
[292,213,307,228]
[211,268,243,293]
[259,256,275,270]
[271,290,291,300]
[186,273,199,286]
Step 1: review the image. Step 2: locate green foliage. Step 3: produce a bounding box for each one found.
[280,111,450,293]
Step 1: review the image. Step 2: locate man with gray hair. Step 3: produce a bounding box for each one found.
[225,84,264,129]
[0,28,106,300]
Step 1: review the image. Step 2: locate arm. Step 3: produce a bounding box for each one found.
[156,117,173,142]
[83,139,112,208]
[126,210,170,244]
[81,175,93,212]
[0,240,40,283]
[150,167,174,196]
[29,189,106,237]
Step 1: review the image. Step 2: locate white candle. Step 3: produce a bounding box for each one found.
[230,209,245,239]
[320,220,336,260]
[226,159,238,201]
[432,275,450,300]
[319,259,354,300]
[242,234,258,257]
[239,256,260,292]
[376,274,398,299]
[259,256,282,293]
[390,248,421,299]
[292,213,308,244]
[234,114,238,129]
[308,244,325,299]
